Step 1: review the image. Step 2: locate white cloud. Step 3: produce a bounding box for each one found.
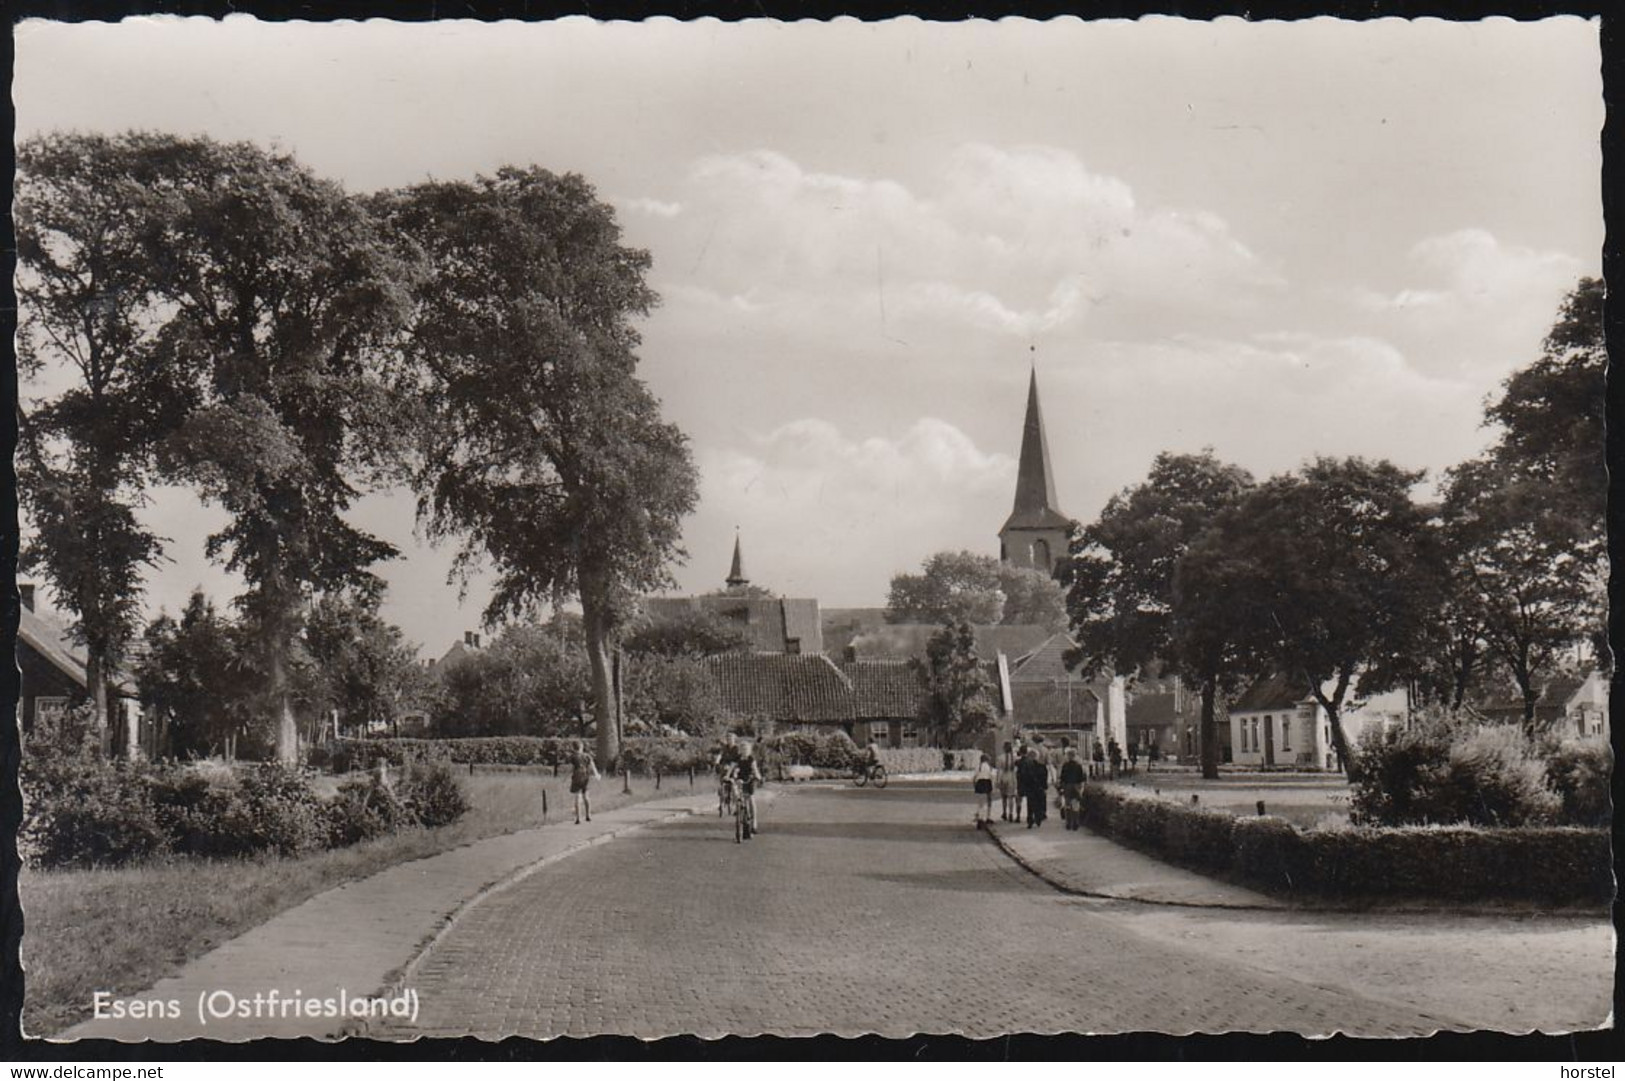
[665,144,1279,346]
[1345,228,1584,380]
[676,418,1014,602]
[622,195,683,218]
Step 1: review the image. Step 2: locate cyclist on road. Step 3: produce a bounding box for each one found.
[732,741,764,835]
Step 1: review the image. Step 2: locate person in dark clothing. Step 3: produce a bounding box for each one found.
[1057,748,1086,830]
[1016,747,1049,828]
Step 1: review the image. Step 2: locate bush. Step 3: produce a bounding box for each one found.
[1351,713,1460,825]
[212,764,329,858]
[1444,724,1560,827]
[761,730,861,770]
[1544,737,1612,828]
[1354,714,1580,828]
[21,750,166,869]
[325,772,413,848]
[398,759,470,828]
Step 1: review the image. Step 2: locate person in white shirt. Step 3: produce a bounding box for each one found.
[972,752,996,826]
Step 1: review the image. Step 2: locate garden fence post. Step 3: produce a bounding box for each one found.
[623,767,630,794]
[542,789,548,819]
[656,768,661,790]
[1256,800,1266,816]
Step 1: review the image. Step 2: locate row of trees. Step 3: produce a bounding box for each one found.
[1063,279,1607,780]
[17,132,699,764]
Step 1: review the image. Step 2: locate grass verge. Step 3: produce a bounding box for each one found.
[20,768,704,1037]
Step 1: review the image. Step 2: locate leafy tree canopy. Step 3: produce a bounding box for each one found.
[886,550,1066,629]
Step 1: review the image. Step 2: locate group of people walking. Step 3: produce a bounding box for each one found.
[971,739,1094,829]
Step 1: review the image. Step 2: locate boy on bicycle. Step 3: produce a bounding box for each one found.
[733,742,763,833]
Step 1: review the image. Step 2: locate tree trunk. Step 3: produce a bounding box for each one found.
[86,653,111,757]
[1198,678,1220,780]
[269,650,299,764]
[581,587,620,767]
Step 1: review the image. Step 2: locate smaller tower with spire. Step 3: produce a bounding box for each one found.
[999,365,1071,575]
[725,531,749,590]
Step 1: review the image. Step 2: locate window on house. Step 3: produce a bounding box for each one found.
[1280,716,1290,752]
[1032,539,1051,570]
[1252,718,1260,752]
[900,723,919,747]
[34,696,70,726]
[1239,719,1250,752]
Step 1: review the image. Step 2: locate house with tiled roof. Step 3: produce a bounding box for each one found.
[1003,633,1127,754]
[704,653,856,732]
[1229,672,1408,771]
[16,583,142,756]
[1478,669,1609,736]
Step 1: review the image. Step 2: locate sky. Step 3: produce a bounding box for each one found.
[13,16,1603,656]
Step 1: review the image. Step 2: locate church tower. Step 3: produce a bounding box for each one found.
[999,367,1071,575]
[725,532,749,590]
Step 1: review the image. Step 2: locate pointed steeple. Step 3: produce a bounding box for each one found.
[999,362,1071,573]
[726,531,749,589]
[1006,365,1064,527]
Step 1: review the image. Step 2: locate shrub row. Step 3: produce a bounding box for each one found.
[1081,784,1611,905]
[22,751,469,869]
[320,736,578,770]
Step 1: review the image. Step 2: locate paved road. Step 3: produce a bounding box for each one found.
[373,781,1611,1040]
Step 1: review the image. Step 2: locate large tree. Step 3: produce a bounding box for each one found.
[886,549,1066,628]
[1219,458,1443,778]
[1060,450,1255,779]
[1442,457,1597,727]
[912,619,998,749]
[15,133,196,746]
[134,136,420,762]
[382,168,698,766]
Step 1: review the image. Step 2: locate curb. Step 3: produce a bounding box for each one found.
[351,790,780,1040]
[982,824,1285,912]
[983,823,1610,919]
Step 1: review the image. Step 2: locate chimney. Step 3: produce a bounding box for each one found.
[464,631,475,647]
[19,584,34,612]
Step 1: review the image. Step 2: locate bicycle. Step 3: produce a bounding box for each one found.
[851,761,888,789]
[717,770,736,818]
[731,776,756,842]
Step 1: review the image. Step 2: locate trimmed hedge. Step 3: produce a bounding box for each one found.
[1081,784,1611,905]
[324,736,574,770]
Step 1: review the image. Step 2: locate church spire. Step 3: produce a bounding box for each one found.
[1011,364,1059,519]
[999,362,1070,574]
[726,531,749,589]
